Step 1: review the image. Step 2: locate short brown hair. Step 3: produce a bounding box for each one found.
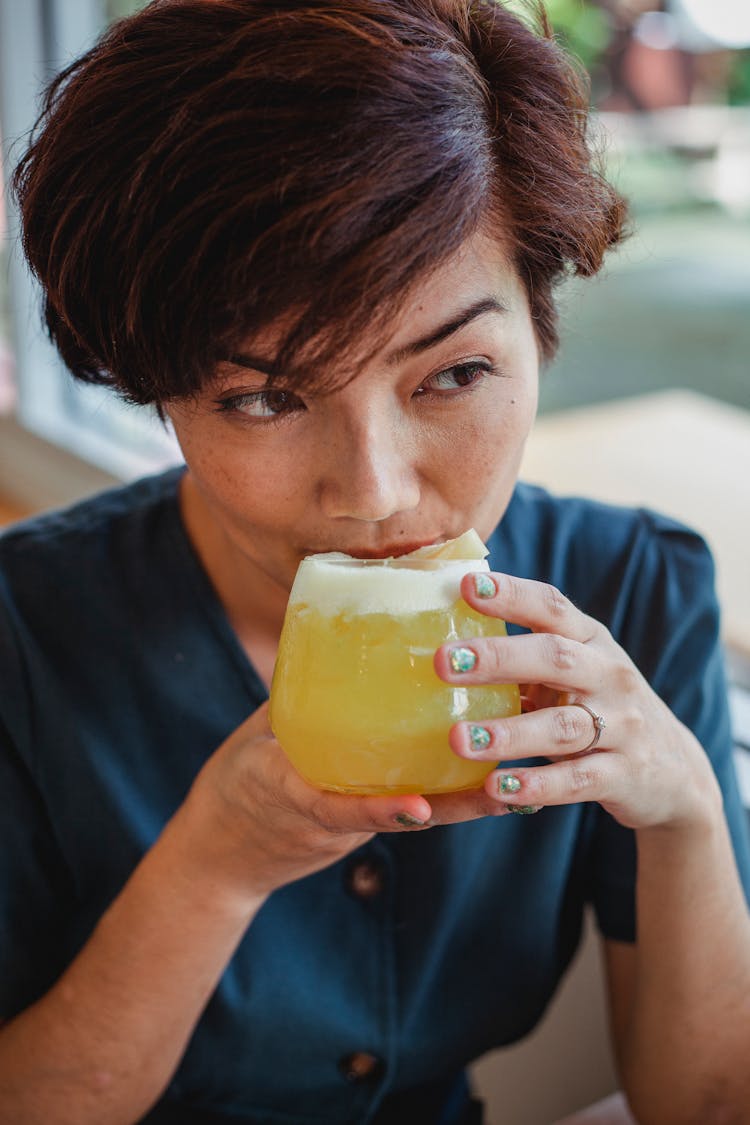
[13,0,627,405]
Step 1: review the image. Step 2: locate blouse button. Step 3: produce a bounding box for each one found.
[345,858,385,899]
[338,1051,384,1083]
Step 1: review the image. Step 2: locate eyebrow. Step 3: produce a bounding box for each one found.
[384,296,508,366]
[228,296,508,375]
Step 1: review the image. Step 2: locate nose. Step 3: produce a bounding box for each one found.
[318,412,421,522]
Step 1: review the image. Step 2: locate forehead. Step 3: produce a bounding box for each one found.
[217,230,524,389]
[387,230,522,340]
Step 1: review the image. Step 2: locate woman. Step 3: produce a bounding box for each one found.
[2,1,749,1122]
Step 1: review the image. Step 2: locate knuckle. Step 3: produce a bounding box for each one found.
[307,795,339,834]
[542,583,569,620]
[489,718,512,752]
[363,801,401,833]
[552,708,586,747]
[569,764,599,795]
[260,761,299,815]
[524,771,545,802]
[624,700,645,737]
[545,634,577,672]
[478,639,505,680]
[587,618,611,645]
[614,660,642,695]
[501,574,525,610]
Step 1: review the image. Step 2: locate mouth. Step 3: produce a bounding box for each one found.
[305,539,444,560]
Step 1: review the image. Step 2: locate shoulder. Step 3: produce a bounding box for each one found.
[494,482,718,655]
[499,480,711,564]
[0,469,185,735]
[497,480,714,586]
[0,468,184,574]
[0,466,186,618]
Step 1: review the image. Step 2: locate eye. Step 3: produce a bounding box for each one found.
[417,360,498,396]
[215,387,305,419]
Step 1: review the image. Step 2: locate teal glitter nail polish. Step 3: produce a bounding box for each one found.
[449,647,477,673]
[469,724,491,751]
[394,813,425,828]
[508,805,539,816]
[499,774,521,794]
[473,573,496,599]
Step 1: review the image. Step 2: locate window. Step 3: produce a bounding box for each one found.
[0,0,179,481]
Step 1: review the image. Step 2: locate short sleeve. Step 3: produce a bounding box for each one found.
[0,540,78,1017]
[589,515,750,942]
[0,713,77,1018]
[0,562,77,1018]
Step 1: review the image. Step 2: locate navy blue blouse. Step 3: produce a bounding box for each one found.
[1,469,748,1124]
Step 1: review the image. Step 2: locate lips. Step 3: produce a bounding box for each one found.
[305,539,444,560]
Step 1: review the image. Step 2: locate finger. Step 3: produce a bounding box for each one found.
[484,752,615,810]
[434,631,604,694]
[420,786,512,826]
[306,788,436,833]
[460,572,601,644]
[449,704,609,762]
[277,756,435,833]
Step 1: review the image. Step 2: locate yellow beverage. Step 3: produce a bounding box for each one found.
[269,554,520,795]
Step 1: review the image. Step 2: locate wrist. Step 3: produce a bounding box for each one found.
[166,784,271,919]
[635,776,726,861]
[645,727,725,834]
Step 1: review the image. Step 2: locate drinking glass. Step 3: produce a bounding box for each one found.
[269,554,520,794]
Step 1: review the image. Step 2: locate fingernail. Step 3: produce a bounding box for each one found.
[508,805,540,816]
[394,812,426,828]
[449,646,477,673]
[468,724,492,752]
[498,773,521,794]
[473,573,496,599]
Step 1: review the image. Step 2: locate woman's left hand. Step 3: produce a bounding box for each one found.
[432,571,722,831]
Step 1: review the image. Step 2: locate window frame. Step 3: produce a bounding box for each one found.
[0,0,181,502]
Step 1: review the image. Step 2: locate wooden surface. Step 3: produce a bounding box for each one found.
[0,497,27,526]
[522,389,750,658]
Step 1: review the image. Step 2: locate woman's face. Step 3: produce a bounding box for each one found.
[168,231,540,597]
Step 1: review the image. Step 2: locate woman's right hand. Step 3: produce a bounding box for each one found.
[0,700,428,1125]
[180,703,435,902]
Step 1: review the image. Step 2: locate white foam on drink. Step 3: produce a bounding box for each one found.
[289,554,491,615]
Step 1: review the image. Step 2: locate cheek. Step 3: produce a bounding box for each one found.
[458,386,536,461]
[172,420,301,517]
[432,386,536,510]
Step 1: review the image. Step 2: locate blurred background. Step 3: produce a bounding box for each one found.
[1,6,749,1121]
[1,0,749,502]
[534,0,750,414]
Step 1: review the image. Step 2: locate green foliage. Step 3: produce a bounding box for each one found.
[544,0,612,69]
[728,51,750,106]
[500,0,611,68]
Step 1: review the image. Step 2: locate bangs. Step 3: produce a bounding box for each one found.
[13,0,626,406]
